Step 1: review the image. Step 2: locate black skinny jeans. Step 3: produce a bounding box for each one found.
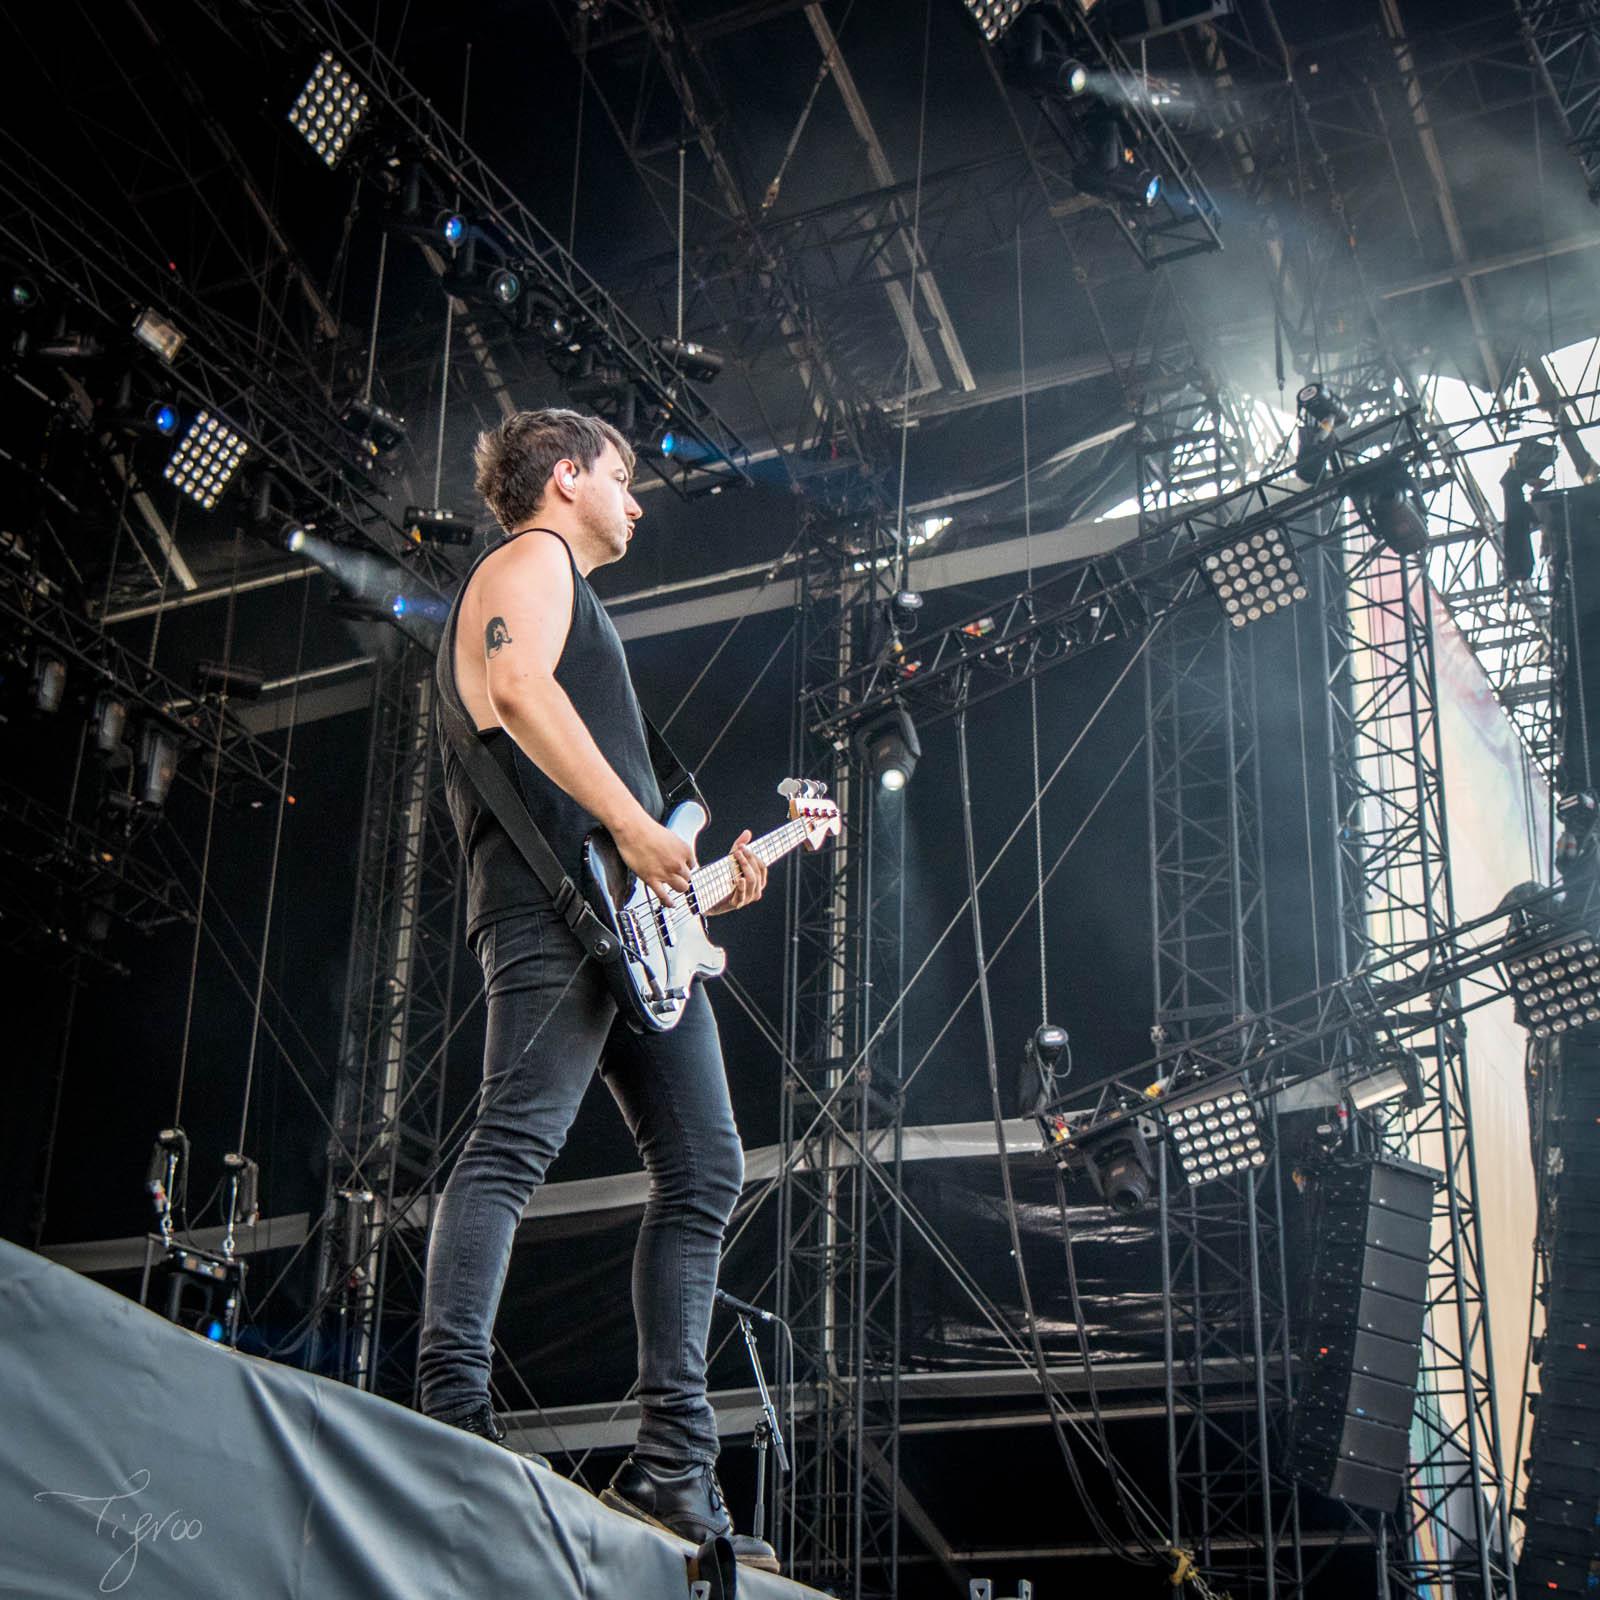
[417,902,745,1465]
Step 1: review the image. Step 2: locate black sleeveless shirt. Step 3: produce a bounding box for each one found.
[437,529,664,937]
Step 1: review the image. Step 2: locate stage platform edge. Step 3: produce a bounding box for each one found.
[0,1239,826,1599]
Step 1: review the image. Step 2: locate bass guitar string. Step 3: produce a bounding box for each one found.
[638,818,811,931]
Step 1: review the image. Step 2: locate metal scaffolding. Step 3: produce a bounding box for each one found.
[1324,524,1518,1597]
[313,647,465,1399]
[1136,355,1312,1596]
[777,511,906,1596]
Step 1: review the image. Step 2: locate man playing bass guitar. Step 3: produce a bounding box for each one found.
[420,408,777,1572]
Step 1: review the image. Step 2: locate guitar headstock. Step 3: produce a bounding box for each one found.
[781,777,842,851]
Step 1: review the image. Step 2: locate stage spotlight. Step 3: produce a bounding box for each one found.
[1345,1050,1425,1113]
[36,322,103,362]
[638,419,679,460]
[31,653,67,714]
[1077,159,1162,208]
[281,520,309,554]
[136,724,180,808]
[288,52,370,169]
[1200,530,1307,629]
[1081,1128,1157,1215]
[487,267,522,309]
[1161,1077,1268,1187]
[1075,113,1163,208]
[9,275,40,315]
[888,589,924,634]
[106,375,181,437]
[520,293,574,345]
[91,693,128,755]
[402,505,474,546]
[439,212,466,248]
[132,307,185,364]
[163,412,249,509]
[855,705,921,793]
[1357,459,1429,557]
[657,336,725,383]
[963,0,1028,42]
[338,396,407,459]
[1294,382,1346,486]
[1005,11,1090,96]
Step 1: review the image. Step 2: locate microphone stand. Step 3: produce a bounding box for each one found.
[732,1310,789,1548]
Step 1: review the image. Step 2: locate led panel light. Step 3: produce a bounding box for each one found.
[1161,1077,1268,1188]
[162,412,249,510]
[1201,530,1308,630]
[963,0,1028,42]
[288,52,370,170]
[1507,933,1600,1038]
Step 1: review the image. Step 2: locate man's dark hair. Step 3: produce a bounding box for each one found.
[473,408,636,530]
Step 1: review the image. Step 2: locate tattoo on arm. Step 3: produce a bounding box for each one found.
[485,616,513,658]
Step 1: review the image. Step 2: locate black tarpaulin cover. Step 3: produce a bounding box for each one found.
[0,1239,816,1599]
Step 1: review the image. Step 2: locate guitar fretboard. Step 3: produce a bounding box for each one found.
[686,819,809,915]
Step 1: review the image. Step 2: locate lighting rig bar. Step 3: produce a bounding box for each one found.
[0,144,454,600]
[1038,879,1593,1162]
[805,409,1427,747]
[0,566,287,802]
[262,0,753,497]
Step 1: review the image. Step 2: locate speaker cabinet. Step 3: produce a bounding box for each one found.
[1289,1154,1437,1511]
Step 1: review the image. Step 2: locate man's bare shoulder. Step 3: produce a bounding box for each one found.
[473,530,571,581]
[464,530,572,605]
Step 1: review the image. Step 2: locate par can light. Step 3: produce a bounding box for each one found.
[163,412,249,509]
[1201,531,1308,630]
[1507,935,1600,1037]
[288,52,370,169]
[1161,1077,1268,1187]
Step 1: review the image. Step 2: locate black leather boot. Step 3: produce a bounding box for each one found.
[601,1455,780,1573]
[449,1404,552,1470]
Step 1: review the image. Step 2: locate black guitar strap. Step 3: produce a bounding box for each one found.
[432,531,697,965]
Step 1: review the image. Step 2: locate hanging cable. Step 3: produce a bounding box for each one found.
[235,576,312,1155]
[569,13,587,257]
[893,0,934,593]
[1050,1165,1184,1556]
[1562,498,1593,792]
[676,137,686,344]
[362,230,389,407]
[172,531,242,1133]
[955,708,1169,1566]
[433,293,455,509]
[1017,224,1048,1025]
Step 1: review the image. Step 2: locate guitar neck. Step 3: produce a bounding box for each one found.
[688,819,809,914]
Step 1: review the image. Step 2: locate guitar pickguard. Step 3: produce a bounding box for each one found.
[584,800,728,1032]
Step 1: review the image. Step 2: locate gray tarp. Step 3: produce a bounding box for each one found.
[0,1240,818,1599]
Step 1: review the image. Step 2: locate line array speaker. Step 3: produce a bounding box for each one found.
[1289,1153,1437,1512]
[1518,1028,1600,1594]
